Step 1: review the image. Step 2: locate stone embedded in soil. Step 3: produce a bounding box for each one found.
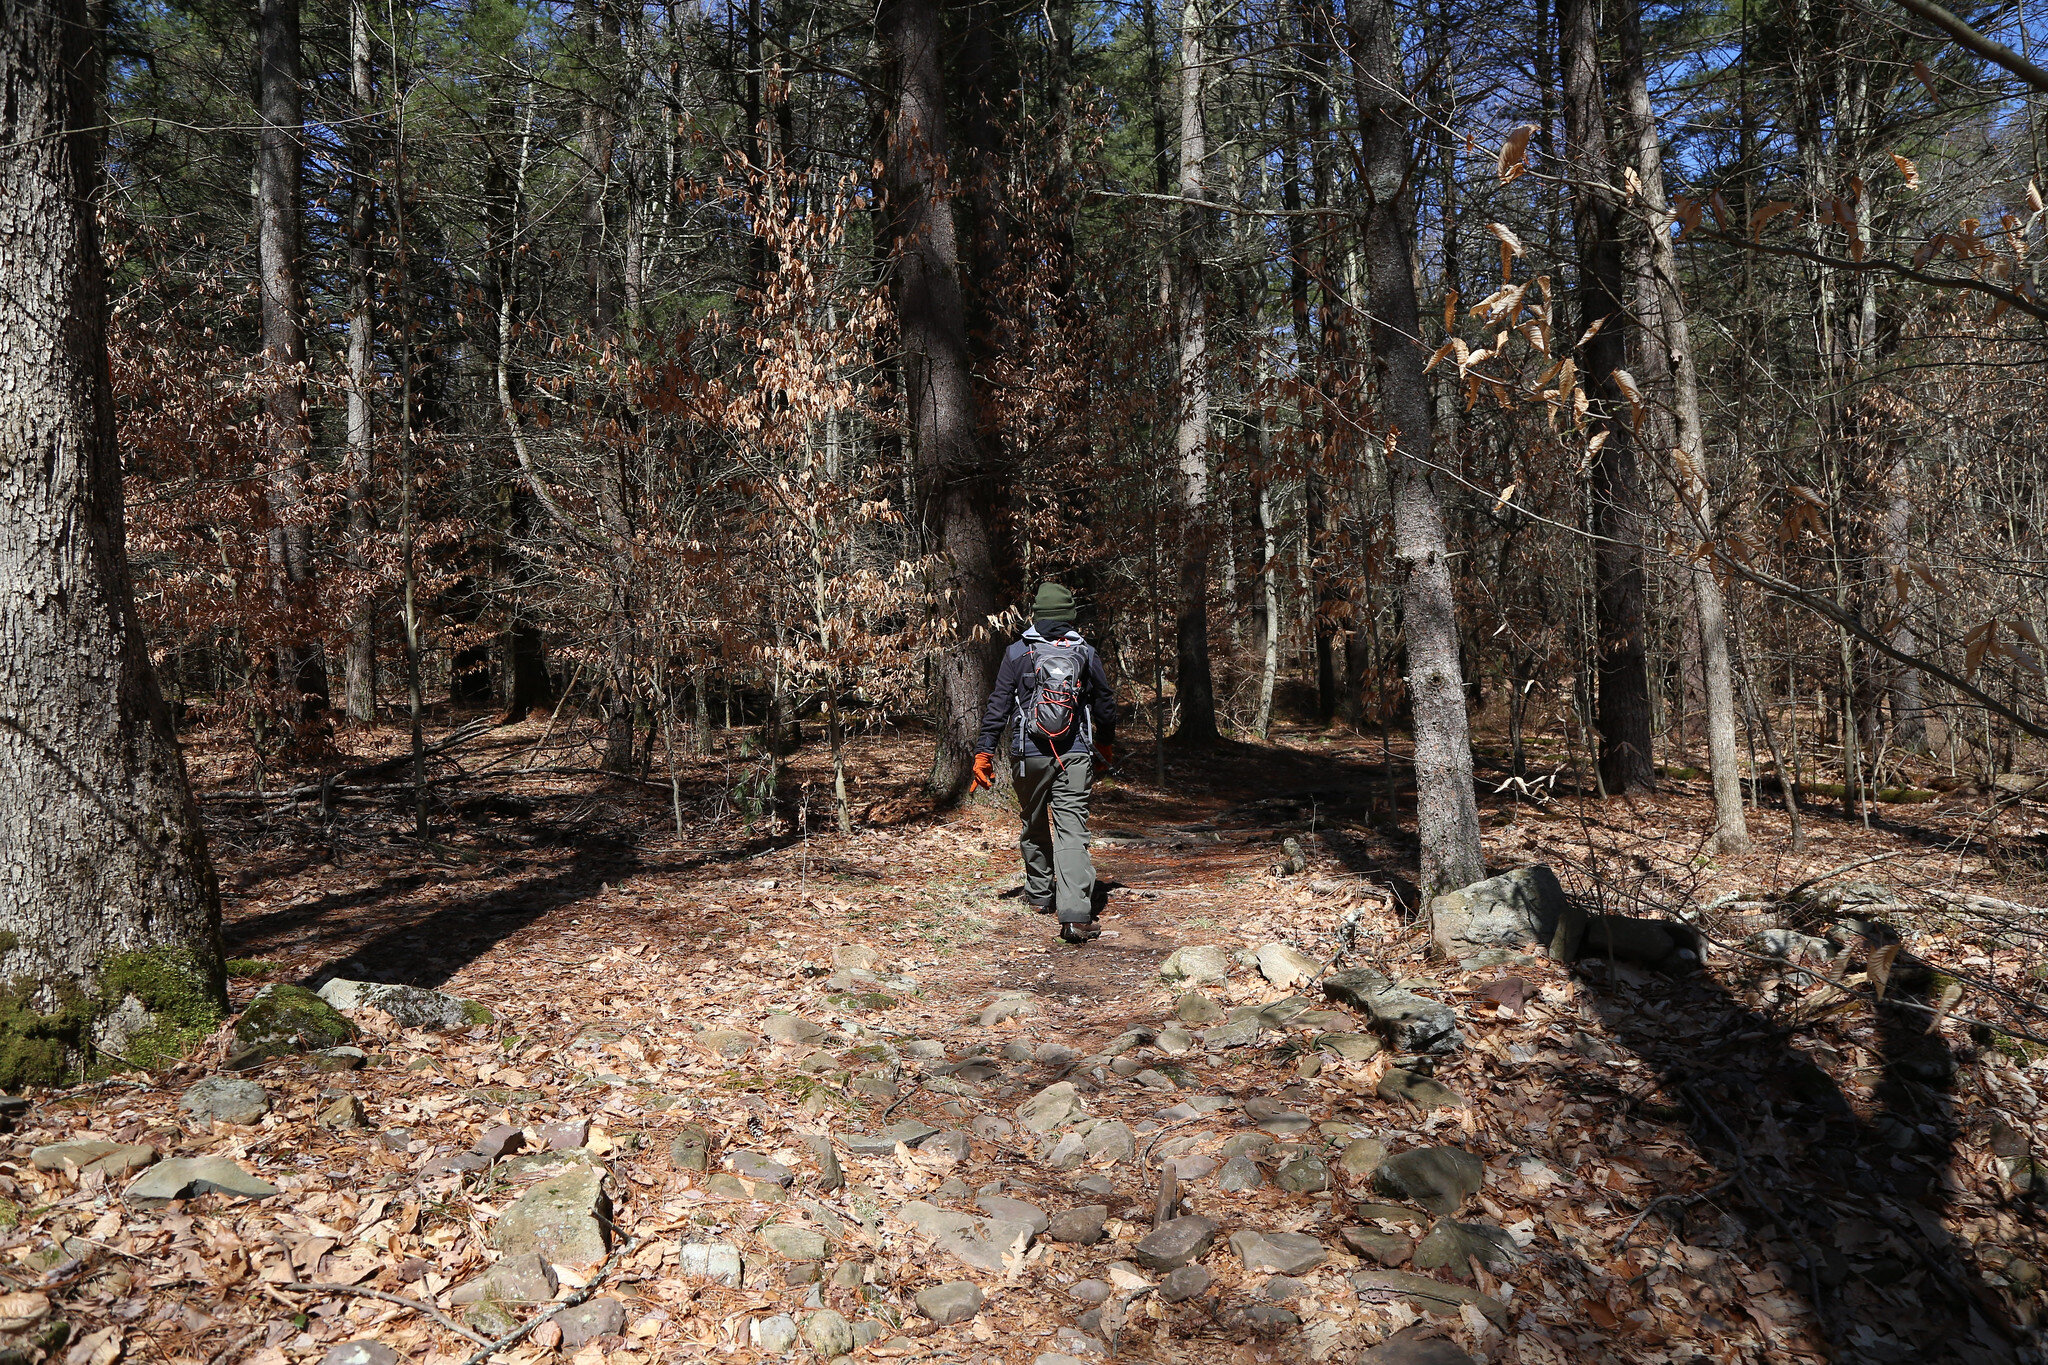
[1377,1147,1484,1216]
[228,984,354,1068]
[1349,1269,1508,1327]
[314,1092,367,1131]
[750,1314,799,1352]
[179,1077,270,1125]
[803,1133,844,1191]
[1319,1032,1382,1061]
[1579,916,1693,968]
[1018,1082,1086,1133]
[1275,1150,1331,1193]
[697,1029,757,1059]
[1067,1279,1112,1303]
[1201,1019,1261,1050]
[308,1047,367,1072]
[1378,1070,1467,1111]
[1161,1264,1212,1302]
[1256,943,1321,990]
[1072,1173,1116,1197]
[1413,1219,1517,1277]
[764,1013,827,1046]
[1264,1274,1309,1300]
[453,1252,559,1306]
[729,1152,795,1186]
[666,1124,711,1173]
[1035,1042,1082,1066]
[1132,1215,1217,1271]
[1159,945,1231,986]
[1155,1027,1194,1055]
[914,1282,985,1325]
[491,1166,611,1264]
[1352,1201,1426,1226]
[320,1343,398,1365]
[1216,1154,1264,1191]
[1048,1205,1108,1244]
[557,1297,627,1348]
[1174,992,1226,1025]
[1361,1327,1479,1365]
[1084,1121,1135,1163]
[538,1119,589,1151]
[31,1141,155,1179]
[801,1309,855,1355]
[473,1124,525,1159]
[1230,1230,1327,1275]
[1341,1226,1414,1266]
[833,944,883,972]
[1322,968,1464,1055]
[318,979,488,1032]
[1338,1137,1389,1176]
[759,1225,828,1261]
[924,1130,970,1163]
[977,1195,1048,1235]
[1169,1154,1218,1180]
[901,1201,979,1240]
[846,1121,939,1155]
[125,1156,277,1204]
[980,992,1043,1026]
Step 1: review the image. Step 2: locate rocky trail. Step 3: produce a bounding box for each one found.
[4,726,2046,1365]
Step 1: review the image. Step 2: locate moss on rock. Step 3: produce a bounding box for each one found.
[228,984,355,1069]
[97,947,228,1071]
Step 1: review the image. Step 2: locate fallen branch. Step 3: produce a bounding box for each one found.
[456,1237,637,1365]
[278,1282,491,1348]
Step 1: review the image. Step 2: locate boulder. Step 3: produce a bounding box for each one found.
[1322,969,1462,1055]
[1427,866,1582,961]
[1018,1082,1085,1133]
[1255,944,1321,990]
[1159,945,1231,986]
[1132,1215,1217,1271]
[317,979,487,1031]
[1376,1147,1484,1216]
[491,1166,611,1265]
[228,985,354,1068]
[913,1282,984,1326]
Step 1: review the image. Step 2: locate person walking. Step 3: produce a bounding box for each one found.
[971,583,1119,943]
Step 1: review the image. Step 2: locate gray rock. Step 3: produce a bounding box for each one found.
[1254,1109,1311,1138]
[1377,1070,1466,1112]
[30,1140,155,1178]
[538,1119,589,1151]
[1160,1264,1211,1302]
[759,1225,828,1261]
[1340,1226,1413,1266]
[1256,943,1321,989]
[1221,1133,1274,1160]
[899,1201,980,1239]
[1264,1275,1309,1300]
[314,1093,367,1131]
[1230,1230,1327,1275]
[1019,1082,1086,1133]
[970,1115,1015,1142]
[1036,1356,1093,1365]
[913,1281,985,1325]
[1347,1270,1508,1327]
[1361,1327,1478,1365]
[228,984,354,1068]
[1338,1137,1389,1176]
[308,1046,368,1073]
[1155,1027,1195,1055]
[1035,1042,1082,1066]
[763,1013,826,1046]
[1321,968,1463,1055]
[124,1156,276,1204]
[750,1314,799,1352]
[1159,945,1231,985]
[491,1166,611,1264]
[1132,1215,1217,1271]
[1275,1150,1331,1193]
[671,1129,712,1178]
[320,1343,398,1365]
[1072,1173,1117,1197]
[803,1133,844,1192]
[729,1151,795,1187]
[1318,1032,1382,1061]
[1048,1204,1108,1244]
[1427,866,1582,961]
[801,1309,855,1355]
[1237,1304,1298,1332]
[1174,992,1226,1024]
[1084,1121,1135,1163]
[933,1175,975,1200]
[1067,1279,1112,1303]
[923,1130,970,1163]
[933,1226,1020,1274]
[1376,1147,1484,1216]
[677,1240,743,1286]
[1168,1154,1218,1180]
[1131,1069,1177,1092]
[979,992,1043,1026]
[558,1298,627,1348]
[1412,1219,1516,1277]
[697,1029,757,1059]
[977,1195,1048,1235]
[845,1121,939,1155]
[318,978,488,1031]
[1216,1154,1264,1191]
[1201,1018,1261,1050]
[1046,1132,1090,1170]
[474,1123,525,1159]
[833,944,883,972]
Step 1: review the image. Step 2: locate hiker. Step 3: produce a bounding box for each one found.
[971,583,1119,943]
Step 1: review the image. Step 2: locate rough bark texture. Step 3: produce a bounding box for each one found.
[256,0,327,719]
[0,0,226,1084]
[1560,0,1655,794]
[1346,0,1485,902]
[881,0,1005,800]
[1171,0,1218,743]
[342,0,378,724]
[1616,1,1749,852]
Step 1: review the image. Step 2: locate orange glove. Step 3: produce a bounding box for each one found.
[971,753,996,792]
[1095,742,1115,767]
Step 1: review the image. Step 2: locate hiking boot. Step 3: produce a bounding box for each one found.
[1059,920,1101,944]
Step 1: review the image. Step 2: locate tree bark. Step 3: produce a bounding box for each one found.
[880,0,1005,801]
[1560,0,1655,793]
[1615,0,1749,851]
[256,0,328,722]
[342,0,378,725]
[0,0,226,1082]
[1172,0,1218,743]
[1345,0,1485,902]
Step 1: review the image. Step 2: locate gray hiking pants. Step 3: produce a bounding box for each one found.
[1015,753,1096,924]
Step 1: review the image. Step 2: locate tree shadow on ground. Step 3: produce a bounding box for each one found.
[1570,944,2033,1363]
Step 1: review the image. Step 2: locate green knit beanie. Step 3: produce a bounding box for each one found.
[1031,582,1076,619]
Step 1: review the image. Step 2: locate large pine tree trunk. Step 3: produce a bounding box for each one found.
[256,0,328,722]
[1170,0,1218,743]
[880,0,1005,801]
[1616,1,1749,851]
[1346,0,1485,902]
[0,0,226,1082]
[1560,0,1655,794]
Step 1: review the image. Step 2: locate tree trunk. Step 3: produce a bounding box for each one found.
[1346,0,1485,902]
[1560,0,1655,794]
[1615,0,1749,851]
[1171,0,1218,743]
[880,0,1005,801]
[256,0,328,723]
[342,0,378,725]
[0,0,226,1083]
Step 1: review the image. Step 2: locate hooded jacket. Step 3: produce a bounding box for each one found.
[976,620,1119,759]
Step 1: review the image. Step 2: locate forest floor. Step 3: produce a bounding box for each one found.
[6,711,2047,1365]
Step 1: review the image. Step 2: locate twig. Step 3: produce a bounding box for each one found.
[1780,851,1901,900]
[278,1282,492,1347]
[201,1328,262,1365]
[880,1076,925,1119]
[1616,1083,1753,1254]
[455,1236,638,1365]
